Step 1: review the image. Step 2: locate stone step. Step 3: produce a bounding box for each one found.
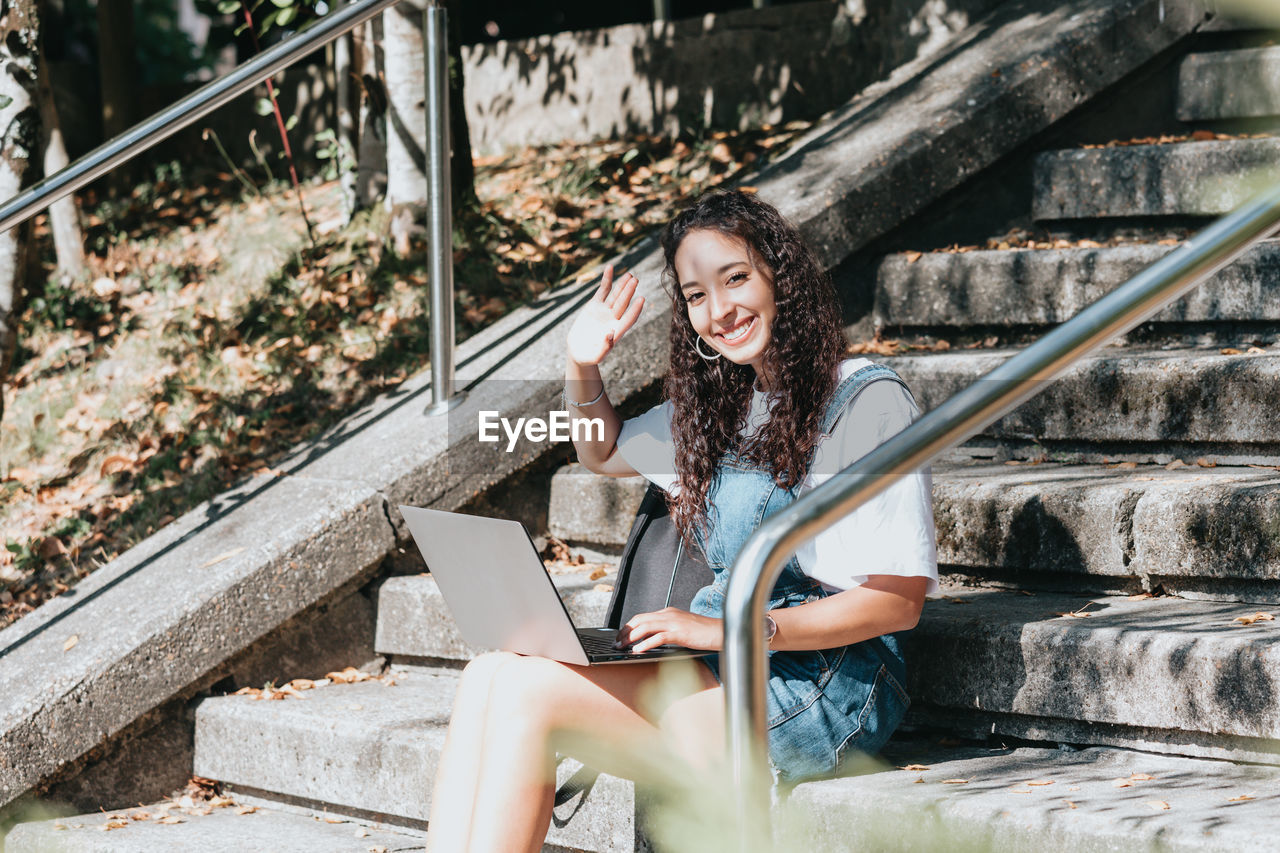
[882,346,1280,458]
[367,579,1280,761]
[374,571,616,662]
[874,239,1280,328]
[186,661,1280,853]
[1032,136,1280,220]
[185,666,1280,853]
[3,803,426,852]
[548,465,649,548]
[1179,46,1280,121]
[190,667,636,853]
[906,585,1280,764]
[541,460,1280,602]
[933,461,1280,602]
[789,737,1280,852]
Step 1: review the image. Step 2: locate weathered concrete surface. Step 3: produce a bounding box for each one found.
[1179,46,1280,121]
[0,476,391,813]
[374,572,614,661]
[4,805,425,852]
[548,465,649,547]
[885,347,1280,449]
[192,670,636,853]
[1032,137,1280,220]
[33,589,376,816]
[907,585,1280,760]
[875,239,1280,327]
[933,461,1280,596]
[460,0,1001,153]
[790,739,1280,852]
[765,0,1206,268]
[547,461,1280,597]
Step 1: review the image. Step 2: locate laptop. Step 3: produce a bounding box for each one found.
[399,505,711,665]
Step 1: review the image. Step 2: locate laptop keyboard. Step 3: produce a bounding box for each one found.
[577,630,629,656]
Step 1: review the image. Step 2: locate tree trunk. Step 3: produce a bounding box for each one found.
[334,32,358,222]
[0,0,40,426]
[36,47,82,280]
[381,0,474,255]
[444,0,474,210]
[382,0,426,256]
[354,17,386,210]
[96,0,137,188]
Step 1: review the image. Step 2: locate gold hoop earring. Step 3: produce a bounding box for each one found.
[695,337,722,361]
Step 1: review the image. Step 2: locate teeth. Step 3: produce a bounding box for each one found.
[722,319,753,342]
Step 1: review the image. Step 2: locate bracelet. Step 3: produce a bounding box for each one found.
[563,384,606,409]
[763,613,778,647]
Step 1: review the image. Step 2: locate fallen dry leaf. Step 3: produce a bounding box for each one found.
[200,547,246,568]
[1025,779,1054,786]
[1195,457,1217,468]
[63,634,79,651]
[1064,800,1077,809]
[324,815,344,824]
[588,567,606,581]
[1227,793,1255,802]
[904,250,923,264]
[1165,459,1186,470]
[901,764,930,771]
[1145,800,1170,811]
[1130,773,1154,781]
[1233,612,1274,626]
[1220,347,1242,355]
[1112,778,1132,788]
[236,805,258,815]
[157,815,185,824]
[594,583,614,593]
[100,819,128,831]
[941,778,969,784]
[1010,788,1032,794]
[326,667,374,684]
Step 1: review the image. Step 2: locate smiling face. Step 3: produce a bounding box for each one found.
[674,228,778,388]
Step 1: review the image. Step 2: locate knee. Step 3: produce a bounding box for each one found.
[458,650,519,697]
[485,655,567,732]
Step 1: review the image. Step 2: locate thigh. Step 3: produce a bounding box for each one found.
[484,655,721,766]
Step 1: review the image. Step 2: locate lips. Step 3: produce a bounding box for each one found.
[716,316,756,347]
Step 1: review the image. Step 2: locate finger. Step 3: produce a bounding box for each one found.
[613,295,645,342]
[596,264,614,302]
[610,274,639,319]
[631,631,669,653]
[605,271,635,312]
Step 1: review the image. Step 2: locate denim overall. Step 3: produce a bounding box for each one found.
[689,364,914,784]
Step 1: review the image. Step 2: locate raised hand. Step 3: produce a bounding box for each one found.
[566,265,645,367]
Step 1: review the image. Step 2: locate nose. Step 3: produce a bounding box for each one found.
[706,287,735,325]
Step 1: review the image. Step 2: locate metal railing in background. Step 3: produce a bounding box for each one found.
[722,179,1280,842]
[0,0,463,414]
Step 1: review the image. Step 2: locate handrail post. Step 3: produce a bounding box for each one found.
[423,2,463,414]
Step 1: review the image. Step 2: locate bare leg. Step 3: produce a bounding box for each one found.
[464,656,721,853]
[424,651,520,853]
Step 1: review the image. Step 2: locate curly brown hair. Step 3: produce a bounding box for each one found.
[660,190,847,544]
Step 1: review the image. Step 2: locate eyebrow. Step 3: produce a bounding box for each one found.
[680,261,749,292]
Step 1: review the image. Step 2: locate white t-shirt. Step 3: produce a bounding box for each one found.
[616,358,938,594]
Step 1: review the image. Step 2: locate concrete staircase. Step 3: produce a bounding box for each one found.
[13,21,1280,853]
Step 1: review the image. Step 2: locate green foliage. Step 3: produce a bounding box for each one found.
[210,0,329,39]
[66,0,216,86]
[313,128,355,182]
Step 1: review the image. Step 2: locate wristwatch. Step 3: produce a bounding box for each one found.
[763,613,778,646]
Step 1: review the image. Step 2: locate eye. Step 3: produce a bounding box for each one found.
[726,271,749,286]
[685,291,705,304]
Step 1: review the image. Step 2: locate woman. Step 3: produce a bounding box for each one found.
[424,190,936,852]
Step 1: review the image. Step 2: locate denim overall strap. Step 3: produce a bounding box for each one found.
[819,363,913,437]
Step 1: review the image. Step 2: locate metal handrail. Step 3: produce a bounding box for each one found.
[0,0,396,234]
[722,180,1280,834]
[0,0,461,412]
